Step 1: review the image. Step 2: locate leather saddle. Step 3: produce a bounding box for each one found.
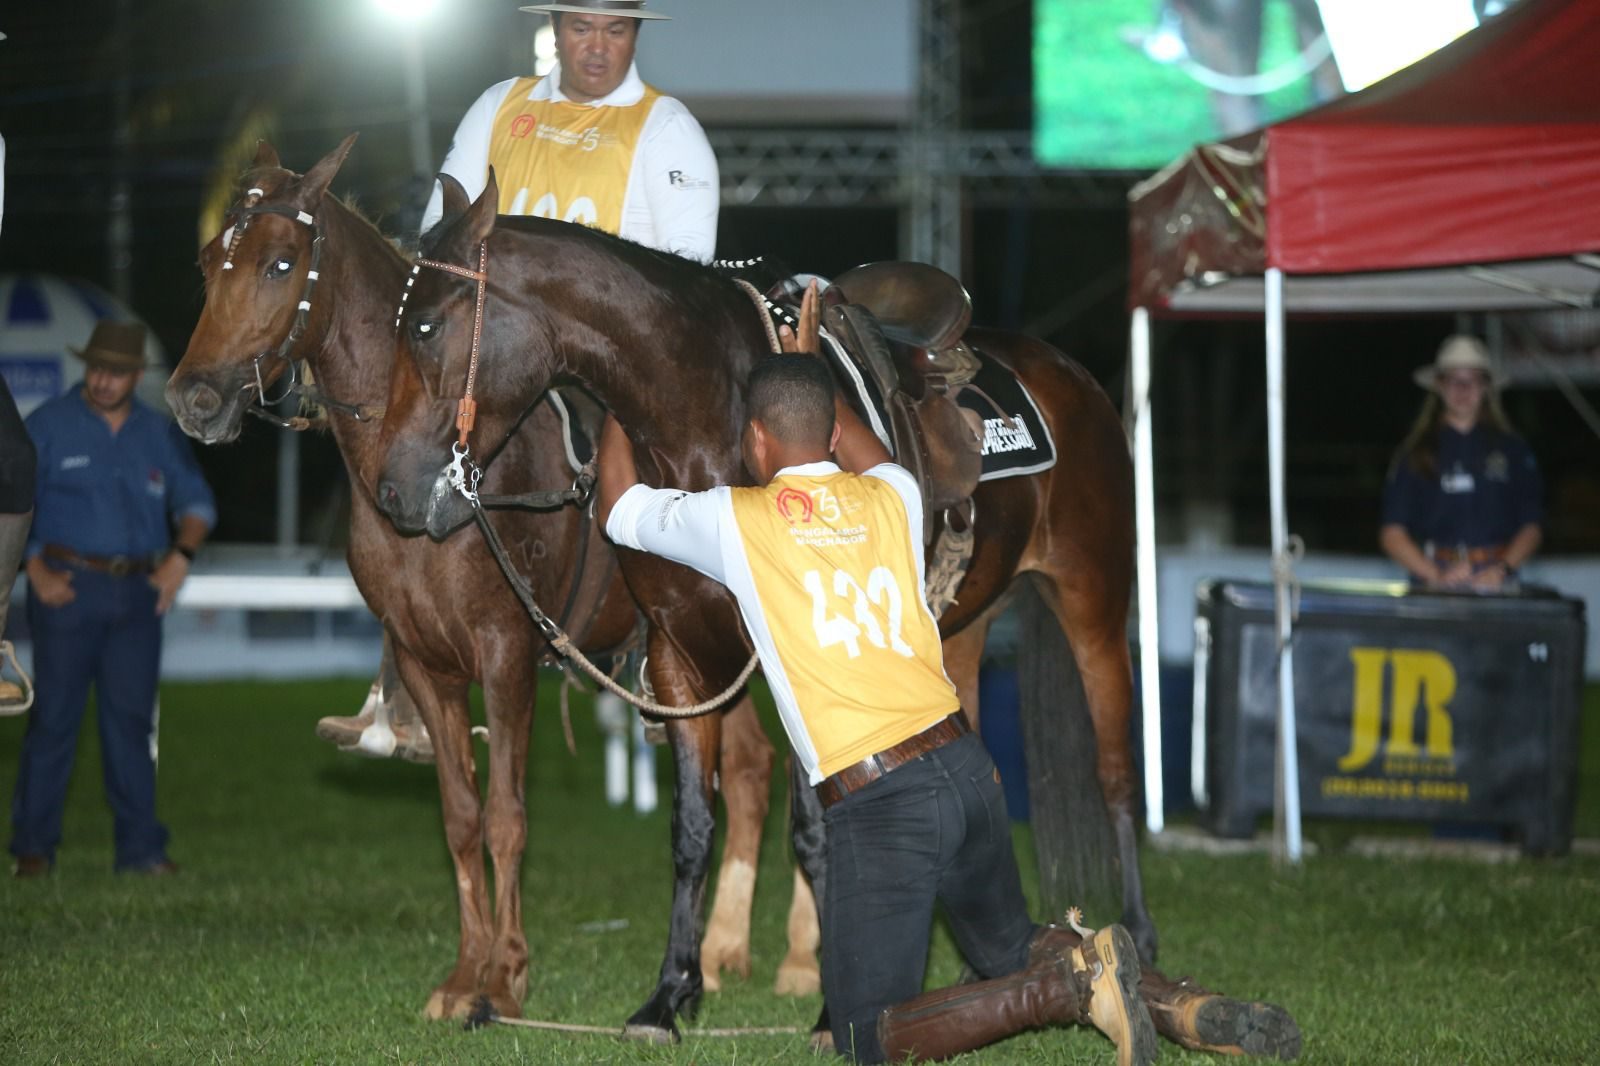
[810,262,985,541]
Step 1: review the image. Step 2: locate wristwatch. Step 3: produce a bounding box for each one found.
[171,544,197,562]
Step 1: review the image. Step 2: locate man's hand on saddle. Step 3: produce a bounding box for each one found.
[778,279,822,355]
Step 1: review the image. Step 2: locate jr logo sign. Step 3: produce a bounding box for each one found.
[1337,647,1457,772]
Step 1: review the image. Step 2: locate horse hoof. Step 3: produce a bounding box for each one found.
[424,987,481,1021]
[774,960,821,997]
[622,1023,678,1045]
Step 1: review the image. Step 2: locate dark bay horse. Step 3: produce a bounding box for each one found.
[163,140,802,1020]
[373,174,1155,1039]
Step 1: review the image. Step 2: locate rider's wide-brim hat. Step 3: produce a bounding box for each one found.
[1412,334,1508,391]
[519,1,670,19]
[68,321,153,372]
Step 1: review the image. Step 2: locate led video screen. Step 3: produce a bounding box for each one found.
[1035,0,1513,169]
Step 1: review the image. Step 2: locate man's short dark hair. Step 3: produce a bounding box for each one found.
[747,356,835,447]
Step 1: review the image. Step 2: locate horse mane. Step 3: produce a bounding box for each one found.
[233,165,411,257]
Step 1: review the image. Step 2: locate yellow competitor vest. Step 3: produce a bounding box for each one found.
[729,470,959,778]
[488,76,660,234]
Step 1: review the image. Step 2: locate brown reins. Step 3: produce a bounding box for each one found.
[400,241,759,718]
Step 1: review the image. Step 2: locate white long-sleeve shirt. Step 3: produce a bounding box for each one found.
[420,62,718,262]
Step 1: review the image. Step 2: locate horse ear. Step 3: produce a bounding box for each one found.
[464,167,500,245]
[437,173,471,219]
[253,140,281,169]
[294,132,359,209]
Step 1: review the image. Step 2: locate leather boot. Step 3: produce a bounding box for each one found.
[314,636,434,762]
[1031,919,1300,1060]
[0,509,32,712]
[1140,970,1301,1061]
[877,923,1155,1065]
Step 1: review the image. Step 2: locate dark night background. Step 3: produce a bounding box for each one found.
[3,0,1596,556]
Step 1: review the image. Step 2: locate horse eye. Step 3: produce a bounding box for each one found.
[268,258,295,278]
[410,319,438,339]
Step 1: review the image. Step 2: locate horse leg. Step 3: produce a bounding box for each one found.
[624,639,721,1042]
[942,607,1002,729]
[478,651,538,1018]
[1031,571,1158,963]
[700,694,773,991]
[777,756,826,1006]
[391,645,491,1019]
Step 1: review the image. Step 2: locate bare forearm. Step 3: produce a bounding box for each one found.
[832,393,891,474]
[1379,524,1438,584]
[173,514,208,556]
[596,414,640,529]
[1503,524,1542,570]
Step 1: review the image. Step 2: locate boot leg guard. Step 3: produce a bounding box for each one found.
[876,954,1090,1063]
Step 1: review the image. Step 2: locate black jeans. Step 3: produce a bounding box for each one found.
[822,730,1035,1063]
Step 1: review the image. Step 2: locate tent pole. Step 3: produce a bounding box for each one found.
[1130,307,1164,834]
[1265,268,1302,864]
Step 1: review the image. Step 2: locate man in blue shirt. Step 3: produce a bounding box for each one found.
[11,321,215,878]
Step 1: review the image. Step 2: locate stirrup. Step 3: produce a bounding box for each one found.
[0,640,35,715]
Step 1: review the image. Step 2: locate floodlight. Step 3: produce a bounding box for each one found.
[372,0,442,22]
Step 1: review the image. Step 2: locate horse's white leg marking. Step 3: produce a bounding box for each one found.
[700,857,756,991]
[774,867,821,997]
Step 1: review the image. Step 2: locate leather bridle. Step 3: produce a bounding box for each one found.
[213,187,382,428]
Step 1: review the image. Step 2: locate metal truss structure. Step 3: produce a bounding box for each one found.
[710,0,1136,274]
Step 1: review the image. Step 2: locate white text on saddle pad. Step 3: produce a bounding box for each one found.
[981,414,1036,455]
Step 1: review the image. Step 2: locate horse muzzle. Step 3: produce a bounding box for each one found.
[166,374,249,445]
[376,466,472,540]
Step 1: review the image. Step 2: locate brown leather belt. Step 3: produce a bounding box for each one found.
[816,712,971,809]
[43,544,160,578]
[1432,545,1507,566]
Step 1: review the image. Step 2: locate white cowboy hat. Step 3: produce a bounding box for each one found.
[519,1,670,19]
[1412,334,1508,391]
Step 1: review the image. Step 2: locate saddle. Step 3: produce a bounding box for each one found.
[815,263,985,541]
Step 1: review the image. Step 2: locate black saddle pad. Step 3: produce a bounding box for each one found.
[955,351,1057,482]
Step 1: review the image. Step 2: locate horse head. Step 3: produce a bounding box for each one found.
[167,134,356,443]
[376,170,549,538]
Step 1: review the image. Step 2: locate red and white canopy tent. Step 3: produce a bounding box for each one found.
[1124,0,1600,856]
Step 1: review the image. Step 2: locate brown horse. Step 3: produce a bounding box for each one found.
[373,173,1156,1039]
[162,140,803,1021]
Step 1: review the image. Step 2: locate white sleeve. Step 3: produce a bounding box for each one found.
[637,97,720,263]
[863,462,925,556]
[605,483,730,585]
[420,80,519,236]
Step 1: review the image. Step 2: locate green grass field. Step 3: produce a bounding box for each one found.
[2,676,1598,1064]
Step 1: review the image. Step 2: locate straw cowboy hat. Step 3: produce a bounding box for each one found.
[519,1,670,18]
[68,321,153,372]
[1412,334,1508,391]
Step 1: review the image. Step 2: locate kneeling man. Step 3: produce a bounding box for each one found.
[598,354,1155,1064]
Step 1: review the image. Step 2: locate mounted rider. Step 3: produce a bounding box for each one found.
[317,0,719,766]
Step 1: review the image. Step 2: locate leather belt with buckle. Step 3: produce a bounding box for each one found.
[1432,544,1507,567]
[43,544,159,578]
[816,711,971,809]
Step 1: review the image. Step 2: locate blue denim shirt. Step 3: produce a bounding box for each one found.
[24,385,216,561]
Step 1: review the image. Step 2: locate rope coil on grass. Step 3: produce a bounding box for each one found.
[465,996,803,1037]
